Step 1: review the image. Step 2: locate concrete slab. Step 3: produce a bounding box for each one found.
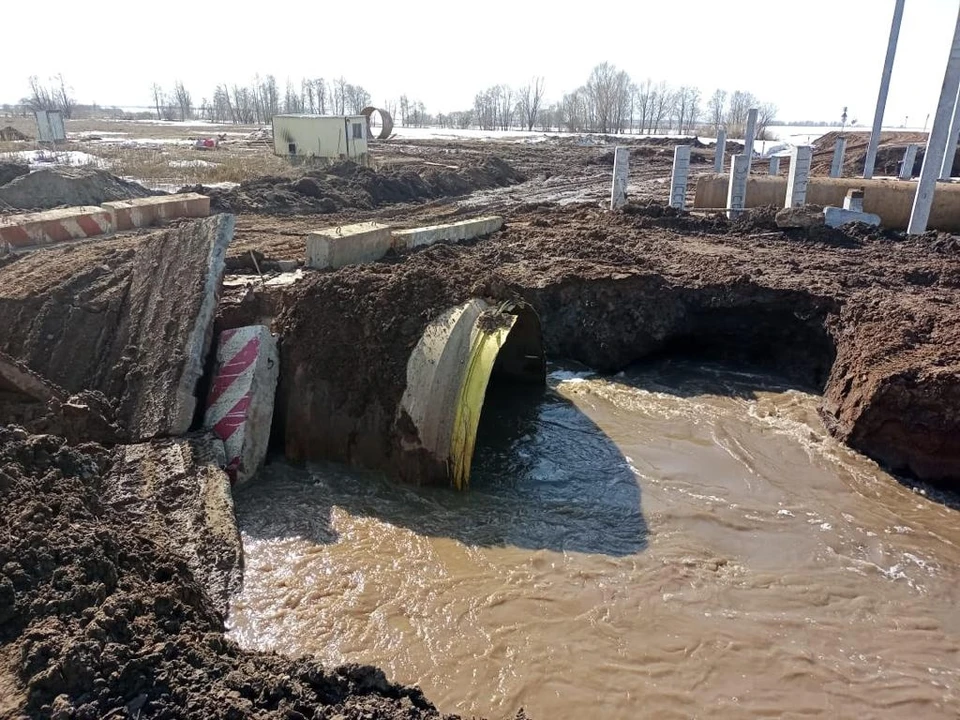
[727,154,750,218]
[102,193,210,231]
[824,206,881,228]
[103,435,242,614]
[391,216,504,250]
[306,221,392,269]
[0,349,65,403]
[670,146,691,209]
[203,325,279,484]
[0,206,113,249]
[0,215,234,443]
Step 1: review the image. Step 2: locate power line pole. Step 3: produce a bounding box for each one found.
[864,0,905,179]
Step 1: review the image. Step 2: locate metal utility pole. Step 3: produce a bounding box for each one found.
[864,0,905,179]
[908,4,960,234]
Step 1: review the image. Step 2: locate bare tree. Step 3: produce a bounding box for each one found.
[634,79,654,134]
[172,80,192,121]
[517,76,545,131]
[26,75,76,118]
[53,74,76,119]
[650,81,673,134]
[756,102,778,140]
[707,89,727,133]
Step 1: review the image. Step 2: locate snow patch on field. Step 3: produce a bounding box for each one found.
[0,149,108,170]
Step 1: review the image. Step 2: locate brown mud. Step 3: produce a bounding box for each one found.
[811,130,945,177]
[256,202,960,489]
[0,427,476,720]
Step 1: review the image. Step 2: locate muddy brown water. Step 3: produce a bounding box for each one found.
[228,361,960,719]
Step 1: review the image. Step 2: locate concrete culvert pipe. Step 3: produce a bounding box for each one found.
[361,106,394,141]
[396,299,545,489]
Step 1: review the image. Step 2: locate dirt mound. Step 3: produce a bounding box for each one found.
[0,162,29,187]
[0,167,156,211]
[810,130,941,177]
[0,126,29,141]
[197,156,525,215]
[0,427,468,719]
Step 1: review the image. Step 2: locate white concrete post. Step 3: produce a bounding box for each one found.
[864,0,906,179]
[670,145,692,209]
[769,156,781,175]
[830,138,847,178]
[785,145,813,207]
[900,144,919,179]
[727,154,750,218]
[610,146,629,210]
[940,85,960,179]
[909,6,960,234]
[714,129,726,172]
[743,108,759,164]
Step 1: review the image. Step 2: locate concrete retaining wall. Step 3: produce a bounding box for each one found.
[0,193,212,251]
[103,193,211,231]
[203,325,279,484]
[693,174,960,231]
[0,206,113,248]
[392,216,504,249]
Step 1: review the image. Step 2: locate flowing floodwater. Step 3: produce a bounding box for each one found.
[228,361,960,719]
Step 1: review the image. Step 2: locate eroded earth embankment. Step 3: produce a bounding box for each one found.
[243,203,959,488]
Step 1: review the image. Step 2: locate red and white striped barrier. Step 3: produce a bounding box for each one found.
[0,206,114,249]
[203,326,279,484]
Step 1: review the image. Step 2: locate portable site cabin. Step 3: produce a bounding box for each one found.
[271,114,369,165]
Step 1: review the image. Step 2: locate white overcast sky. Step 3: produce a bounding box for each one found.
[2,0,958,125]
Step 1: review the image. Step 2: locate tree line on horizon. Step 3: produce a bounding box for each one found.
[12,65,778,139]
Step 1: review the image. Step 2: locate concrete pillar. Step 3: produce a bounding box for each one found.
[864,0,906,179]
[900,144,919,180]
[769,156,781,175]
[830,138,847,178]
[726,154,749,218]
[714,129,726,172]
[909,6,960,234]
[610,146,629,210]
[743,108,759,163]
[670,145,691,209]
[940,85,960,179]
[785,145,813,207]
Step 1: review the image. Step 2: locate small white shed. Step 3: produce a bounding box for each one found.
[272,114,369,164]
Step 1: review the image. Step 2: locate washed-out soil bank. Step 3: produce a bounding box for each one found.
[0,427,489,719]
[237,202,960,488]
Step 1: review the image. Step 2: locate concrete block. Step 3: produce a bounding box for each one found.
[743,108,759,160]
[769,156,781,175]
[670,145,691,209]
[0,206,113,249]
[306,221,392,269]
[843,189,865,212]
[391,216,504,250]
[824,206,881,228]
[610,146,629,209]
[203,325,279,485]
[102,193,210,231]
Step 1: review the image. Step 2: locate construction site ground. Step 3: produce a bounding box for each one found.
[1,117,958,719]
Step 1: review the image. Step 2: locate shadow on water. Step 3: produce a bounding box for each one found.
[234,379,647,557]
